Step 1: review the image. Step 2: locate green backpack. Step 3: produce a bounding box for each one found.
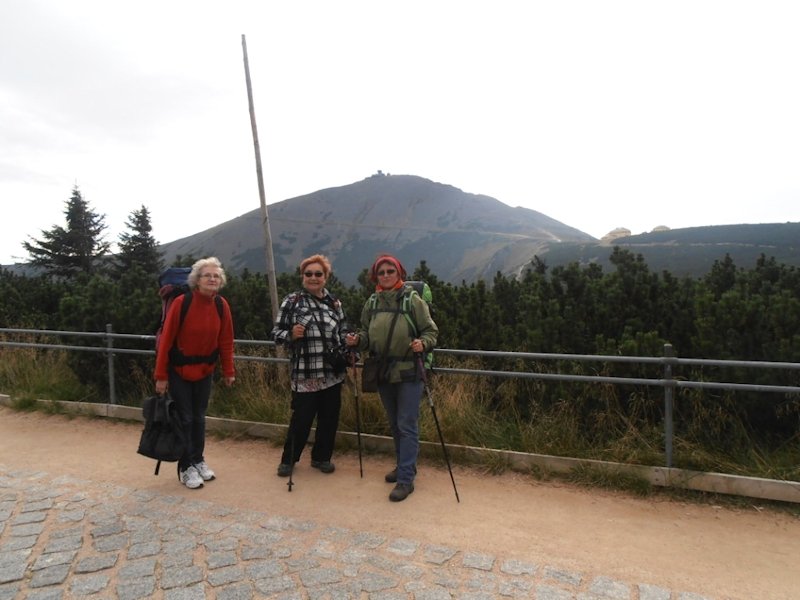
[368,280,435,369]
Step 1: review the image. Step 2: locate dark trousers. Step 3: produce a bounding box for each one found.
[168,371,212,471]
[281,383,342,464]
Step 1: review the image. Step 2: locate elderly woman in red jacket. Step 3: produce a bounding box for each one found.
[155,257,235,489]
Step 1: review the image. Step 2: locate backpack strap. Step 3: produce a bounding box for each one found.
[169,292,225,366]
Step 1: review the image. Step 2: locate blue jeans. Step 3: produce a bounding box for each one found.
[378,380,424,484]
[168,371,212,471]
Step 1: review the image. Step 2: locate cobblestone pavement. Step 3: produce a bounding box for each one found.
[0,464,718,600]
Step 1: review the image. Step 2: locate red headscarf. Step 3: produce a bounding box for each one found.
[369,255,407,291]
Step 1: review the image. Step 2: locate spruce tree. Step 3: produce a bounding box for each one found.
[23,186,110,278]
[115,205,163,276]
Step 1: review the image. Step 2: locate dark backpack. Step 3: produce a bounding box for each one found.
[137,393,187,475]
[367,280,435,369]
[156,267,224,366]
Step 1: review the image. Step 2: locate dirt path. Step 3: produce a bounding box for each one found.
[1,406,798,599]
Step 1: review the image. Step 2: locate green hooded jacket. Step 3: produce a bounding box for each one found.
[357,286,438,383]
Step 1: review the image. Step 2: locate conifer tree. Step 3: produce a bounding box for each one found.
[115,205,163,276]
[23,186,110,277]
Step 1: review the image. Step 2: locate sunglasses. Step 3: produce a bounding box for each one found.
[304,271,324,278]
[377,268,397,276]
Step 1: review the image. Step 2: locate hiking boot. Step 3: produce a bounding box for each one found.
[277,463,292,477]
[389,482,414,502]
[385,465,416,483]
[311,460,335,474]
[180,465,204,489]
[194,461,215,481]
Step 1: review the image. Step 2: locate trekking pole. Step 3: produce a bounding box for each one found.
[287,414,295,492]
[350,352,364,478]
[416,354,460,503]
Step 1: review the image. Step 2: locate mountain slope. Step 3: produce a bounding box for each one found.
[160,174,595,284]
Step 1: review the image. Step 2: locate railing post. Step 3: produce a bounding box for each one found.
[663,343,674,468]
[106,323,116,405]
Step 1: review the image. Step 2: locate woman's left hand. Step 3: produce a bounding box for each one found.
[224,376,235,387]
[410,338,424,353]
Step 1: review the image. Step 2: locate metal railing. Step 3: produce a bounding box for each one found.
[2,325,800,469]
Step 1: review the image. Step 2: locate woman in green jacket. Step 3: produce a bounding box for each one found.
[346,255,438,502]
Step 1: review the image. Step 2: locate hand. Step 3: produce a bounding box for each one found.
[155,380,167,395]
[292,324,306,340]
[224,376,235,387]
[410,338,424,353]
[345,332,359,347]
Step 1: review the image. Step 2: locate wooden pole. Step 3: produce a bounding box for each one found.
[241,34,280,322]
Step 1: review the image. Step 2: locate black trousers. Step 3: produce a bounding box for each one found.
[281,382,342,464]
[168,371,212,471]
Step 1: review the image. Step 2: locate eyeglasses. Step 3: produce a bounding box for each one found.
[304,271,324,278]
[377,269,397,276]
[200,273,222,279]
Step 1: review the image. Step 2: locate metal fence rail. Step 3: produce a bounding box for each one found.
[2,325,800,472]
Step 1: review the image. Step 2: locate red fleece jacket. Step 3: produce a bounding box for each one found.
[154,291,235,382]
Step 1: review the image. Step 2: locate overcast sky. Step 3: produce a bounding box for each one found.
[2,0,799,265]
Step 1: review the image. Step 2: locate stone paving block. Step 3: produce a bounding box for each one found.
[299,566,344,587]
[10,522,45,537]
[162,564,204,589]
[49,525,82,539]
[70,573,110,595]
[241,544,272,560]
[75,552,118,573]
[386,537,419,556]
[207,564,246,587]
[638,584,671,600]
[94,532,129,552]
[216,582,255,600]
[13,510,46,524]
[501,558,538,576]
[128,540,161,559]
[407,585,453,600]
[253,575,295,595]
[245,558,283,579]
[164,582,207,600]
[423,543,458,565]
[499,576,535,597]
[91,519,125,537]
[29,563,71,587]
[118,556,157,580]
[23,589,63,600]
[678,594,713,600]
[0,582,19,600]
[535,583,575,600]
[31,549,77,571]
[116,576,156,600]
[466,571,499,592]
[58,509,86,522]
[2,535,37,551]
[0,559,27,584]
[43,534,83,553]
[356,569,399,592]
[463,550,496,571]
[543,565,583,587]
[207,550,238,569]
[586,575,631,599]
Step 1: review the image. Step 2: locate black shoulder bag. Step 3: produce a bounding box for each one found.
[310,297,348,376]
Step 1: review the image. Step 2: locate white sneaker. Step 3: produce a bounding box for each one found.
[180,465,204,489]
[194,461,215,481]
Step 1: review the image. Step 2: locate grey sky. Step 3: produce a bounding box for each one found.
[2,0,799,265]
